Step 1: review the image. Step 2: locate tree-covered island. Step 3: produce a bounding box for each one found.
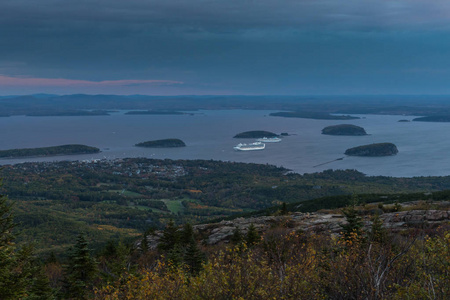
[270,111,359,120]
[233,130,278,138]
[125,110,186,115]
[135,138,186,148]
[0,144,100,158]
[345,143,398,157]
[413,115,450,122]
[26,110,110,116]
[322,124,367,136]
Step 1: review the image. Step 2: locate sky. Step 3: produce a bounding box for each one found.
[1,0,450,95]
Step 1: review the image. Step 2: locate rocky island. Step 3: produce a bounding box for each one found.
[321,124,367,136]
[233,130,278,138]
[345,143,398,157]
[0,144,100,158]
[135,138,186,148]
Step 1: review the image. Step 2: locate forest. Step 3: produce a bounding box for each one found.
[1,184,448,299]
[3,158,450,257]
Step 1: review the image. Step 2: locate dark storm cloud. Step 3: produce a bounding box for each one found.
[1,1,450,94]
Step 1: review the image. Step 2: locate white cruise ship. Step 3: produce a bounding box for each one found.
[233,142,265,151]
[256,137,282,143]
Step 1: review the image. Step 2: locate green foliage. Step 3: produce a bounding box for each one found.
[230,227,243,245]
[345,142,398,157]
[246,224,260,246]
[158,220,180,252]
[322,124,367,136]
[4,157,450,256]
[63,234,98,299]
[183,237,204,275]
[370,213,387,243]
[233,130,278,138]
[0,182,53,299]
[341,205,364,241]
[135,139,186,148]
[0,144,100,158]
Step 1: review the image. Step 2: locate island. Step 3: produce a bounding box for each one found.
[125,110,186,115]
[413,116,450,122]
[398,120,411,122]
[321,124,367,136]
[0,144,100,158]
[233,131,278,138]
[344,143,398,157]
[269,111,359,120]
[135,139,186,148]
[26,110,110,117]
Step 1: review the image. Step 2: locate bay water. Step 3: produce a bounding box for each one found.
[1,110,449,177]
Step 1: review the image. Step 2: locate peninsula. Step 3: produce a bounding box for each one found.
[125,110,185,115]
[26,110,110,116]
[345,143,398,157]
[269,111,359,120]
[0,144,100,158]
[321,124,367,136]
[135,139,186,148]
[413,116,450,122]
[233,131,278,138]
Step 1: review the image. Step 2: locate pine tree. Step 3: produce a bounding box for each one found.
[0,182,53,299]
[181,222,195,246]
[167,243,184,269]
[370,213,387,243]
[64,234,98,299]
[183,237,204,275]
[341,205,364,241]
[158,219,180,252]
[246,223,260,246]
[280,202,288,215]
[230,227,243,245]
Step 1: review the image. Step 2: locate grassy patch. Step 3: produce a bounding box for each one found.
[162,199,185,214]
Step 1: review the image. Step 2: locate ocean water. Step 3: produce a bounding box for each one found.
[1,110,449,177]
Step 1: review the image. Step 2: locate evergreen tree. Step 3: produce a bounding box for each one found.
[28,268,54,300]
[0,182,53,299]
[64,234,98,299]
[280,202,288,215]
[181,222,195,246]
[246,223,260,246]
[167,243,184,269]
[158,220,180,252]
[183,237,204,275]
[341,205,364,241]
[140,232,149,253]
[230,227,243,245]
[370,213,387,243]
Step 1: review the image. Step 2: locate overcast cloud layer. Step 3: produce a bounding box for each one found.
[1,0,450,95]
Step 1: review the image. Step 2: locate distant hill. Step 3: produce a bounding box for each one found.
[135,139,186,148]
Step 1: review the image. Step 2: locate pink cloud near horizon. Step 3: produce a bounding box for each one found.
[0,75,183,87]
